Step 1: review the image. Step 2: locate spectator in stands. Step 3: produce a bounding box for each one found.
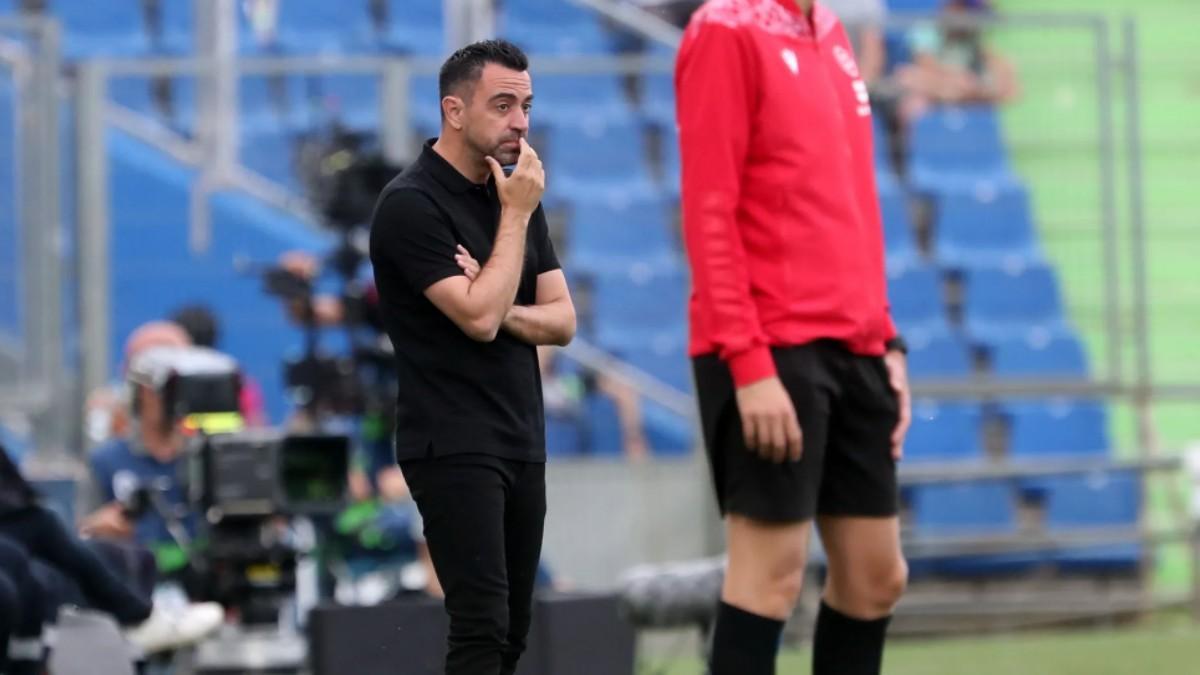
[895,0,1019,120]
[822,0,888,85]
[170,304,269,427]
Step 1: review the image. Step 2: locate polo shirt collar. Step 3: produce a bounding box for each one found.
[421,138,489,194]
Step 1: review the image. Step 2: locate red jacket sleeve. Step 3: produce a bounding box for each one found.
[676,22,776,388]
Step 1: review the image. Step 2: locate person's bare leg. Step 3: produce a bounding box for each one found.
[709,514,810,675]
[812,516,907,675]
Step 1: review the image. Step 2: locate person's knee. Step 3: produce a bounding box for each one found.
[724,517,809,618]
[870,557,908,612]
[828,555,907,618]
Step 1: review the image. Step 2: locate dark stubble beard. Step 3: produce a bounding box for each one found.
[468,128,522,168]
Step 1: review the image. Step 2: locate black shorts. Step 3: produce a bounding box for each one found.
[693,340,900,523]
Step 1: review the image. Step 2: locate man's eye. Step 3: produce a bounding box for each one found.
[498,103,510,112]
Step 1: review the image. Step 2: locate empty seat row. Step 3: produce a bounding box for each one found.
[908,473,1140,575]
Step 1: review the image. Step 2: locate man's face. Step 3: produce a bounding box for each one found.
[137,385,183,458]
[456,63,533,166]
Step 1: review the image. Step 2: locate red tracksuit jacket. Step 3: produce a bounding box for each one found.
[676,0,897,388]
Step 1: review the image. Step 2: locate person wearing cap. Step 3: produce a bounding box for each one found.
[676,1,911,673]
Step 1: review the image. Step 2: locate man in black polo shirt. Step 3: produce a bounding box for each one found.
[368,40,575,675]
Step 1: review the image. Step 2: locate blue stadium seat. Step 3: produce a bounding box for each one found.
[157,0,195,53]
[382,0,444,55]
[907,329,974,379]
[887,0,942,12]
[879,185,919,271]
[505,0,598,23]
[962,264,1066,339]
[908,106,1018,193]
[241,128,297,188]
[887,264,943,332]
[911,482,1018,534]
[989,333,1088,379]
[1005,398,1110,459]
[546,413,584,457]
[934,184,1040,268]
[548,118,655,204]
[52,0,151,58]
[269,0,374,54]
[910,482,1037,575]
[1043,472,1141,572]
[239,75,311,132]
[568,195,676,273]
[621,332,692,393]
[534,73,635,129]
[904,400,984,463]
[590,264,688,349]
[643,401,695,455]
[310,74,380,131]
[505,16,615,55]
[584,394,623,456]
[502,1,615,55]
[108,77,159,119]
[408,74,443,139]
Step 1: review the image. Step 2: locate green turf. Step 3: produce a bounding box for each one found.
[991,0,1200,591]
[647,621,1200,674]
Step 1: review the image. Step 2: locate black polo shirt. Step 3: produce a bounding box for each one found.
[368,140,559,463]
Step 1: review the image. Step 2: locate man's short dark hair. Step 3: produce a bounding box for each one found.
[171,304,219,348]
[438,39,529,114]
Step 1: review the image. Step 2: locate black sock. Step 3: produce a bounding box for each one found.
[812,601,891,675]
[707,601,784,675]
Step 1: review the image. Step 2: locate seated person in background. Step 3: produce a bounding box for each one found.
[538,345,650,461]
[0,443,221,657]
[170,304,269,428]
[895,0,1020,120]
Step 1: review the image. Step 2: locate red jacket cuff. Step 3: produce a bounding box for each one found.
[726,345,777,388]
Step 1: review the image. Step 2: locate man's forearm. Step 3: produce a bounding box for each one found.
[502,299,576,346]
[463,208,531,336]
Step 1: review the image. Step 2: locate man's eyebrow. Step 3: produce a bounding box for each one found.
[488,91,534,103]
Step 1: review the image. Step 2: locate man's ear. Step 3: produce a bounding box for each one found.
[443,95,466,130]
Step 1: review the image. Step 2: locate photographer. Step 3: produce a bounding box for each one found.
[83,348,199,572]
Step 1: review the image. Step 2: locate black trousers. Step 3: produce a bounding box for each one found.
[0,505,152,625]
[400,454,546,675]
